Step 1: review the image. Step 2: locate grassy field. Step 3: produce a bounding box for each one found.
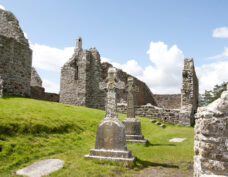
[0,97,194,177]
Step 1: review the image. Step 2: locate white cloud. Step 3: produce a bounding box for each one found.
[104,41,184,94]
[208,47,228,59]
[0,4,5,10]
[213,27,228,38]
[43,79,59,93]
[31,43,74,72]
[196,61,228,93]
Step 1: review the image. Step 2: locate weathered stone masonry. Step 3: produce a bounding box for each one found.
[194,86,228,177]
[0,9,32,96]
[60,38,157,109]
[30,67,59,102]
[179,58,199,126]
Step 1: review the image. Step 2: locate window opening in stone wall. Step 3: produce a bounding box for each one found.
[75,65,78,80]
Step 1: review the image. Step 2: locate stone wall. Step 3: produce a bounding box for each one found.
[118,103,180,125]
[60,38,157,109]
[0,9,32,97]
[101,62,157,106]
[60,37,105,109]
[31,67,42,87]
[194,88,228,177]
[30,68,59,102]
[153,94,181,109]
[179,58,199,126]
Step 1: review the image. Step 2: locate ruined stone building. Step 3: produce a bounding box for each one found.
[60,37,157,110]
[60,37,199,126]
[118,58,199,126]
[0,9,32,96]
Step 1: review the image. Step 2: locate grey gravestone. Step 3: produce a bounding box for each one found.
[85,67,135,163]
[0,77,3,97]
[123,77,148,143]
[16,159,64,177]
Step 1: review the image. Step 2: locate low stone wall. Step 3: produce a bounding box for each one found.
[118,103,180,124]
[153,94,181,109]
[31,86,59,102]
[194,90,228,176]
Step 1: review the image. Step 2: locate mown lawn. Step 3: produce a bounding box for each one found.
[0,97,194,177]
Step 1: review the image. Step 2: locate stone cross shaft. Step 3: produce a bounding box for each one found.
[0,77,3,98]
[99,67,125,119]
[127,77,139,118]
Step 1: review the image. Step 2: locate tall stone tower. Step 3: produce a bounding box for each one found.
[60,37,105,109]
[0,9,32,96]
[179,58,199,126]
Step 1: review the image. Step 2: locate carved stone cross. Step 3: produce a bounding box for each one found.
[99,67,125,119]
[126,77,139,118]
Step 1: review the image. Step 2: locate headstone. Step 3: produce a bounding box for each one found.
[16,159,64,177]
[123,77,148,143]
[169,138,186,143]
[85,67,135,163]
[0,77,3,97]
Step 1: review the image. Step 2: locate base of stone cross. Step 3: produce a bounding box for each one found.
[123,118,148,143]
[84,149,136,163]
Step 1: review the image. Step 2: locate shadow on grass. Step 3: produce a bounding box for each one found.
[145,141,176,147]
[135,158,179,169]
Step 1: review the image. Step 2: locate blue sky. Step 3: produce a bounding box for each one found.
[1,0,228,93]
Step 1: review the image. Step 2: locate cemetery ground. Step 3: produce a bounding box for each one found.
[0,97,193,177]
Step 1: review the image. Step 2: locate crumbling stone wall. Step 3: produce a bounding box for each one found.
[101,62,157,106]
[0,9,32,96]
[194,87,228,177]
[31,67,42,87]
[60,38,157,109]
[179,58,199,126]
[118,103,180,124]
[30,67,59,102]
[154,94,181,109]
[60,38,105,109]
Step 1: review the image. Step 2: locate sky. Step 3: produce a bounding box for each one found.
[0,0,228,94]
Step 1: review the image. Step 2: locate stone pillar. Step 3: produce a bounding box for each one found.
[85,67,135,163]
[0,76,3,97]
[179,58,199,126]
[123,77,148,143]
[194,85,228,176]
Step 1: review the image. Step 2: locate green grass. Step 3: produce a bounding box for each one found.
[0,96,194,177]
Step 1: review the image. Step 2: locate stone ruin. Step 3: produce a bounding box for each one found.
[179,58,199,126]
[123,77,148,143]
[0,7,199,126]
[85,67,135,163]
[194,83,228,177]
[118,58,199,126]
[0,9,32,96]
[60,37,157,110]
[30,67,59,102]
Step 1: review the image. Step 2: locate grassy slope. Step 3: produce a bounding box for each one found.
[0,97,194,177]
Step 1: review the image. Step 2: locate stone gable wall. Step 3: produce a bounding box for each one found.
[153,94,181,109]
[60,39,157,109]
[0,9,32,97]
[0,35,32,96]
